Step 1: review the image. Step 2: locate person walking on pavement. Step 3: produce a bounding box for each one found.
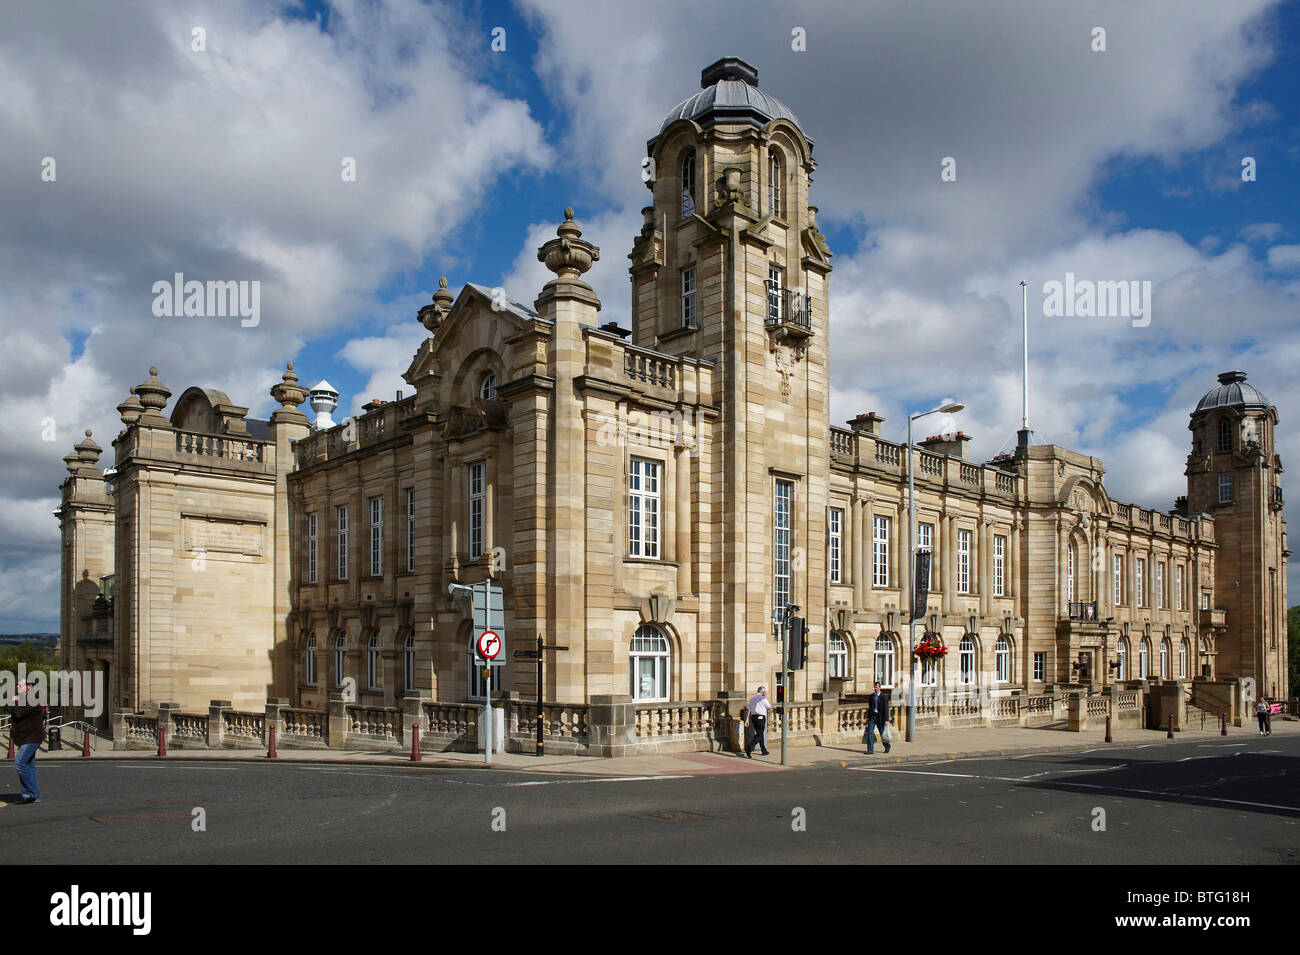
[745,686,772,758]
[1256,697,1271,736]
[864,681,892,754]
[11,678,45,804]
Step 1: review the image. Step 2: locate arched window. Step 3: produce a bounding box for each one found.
[680,151,696,218]
[959,635,977,685]
[366,632,381,689]
[873,634,895,688]
[1066,542,1076,603]
[304,633,318,685]
[995,635,1011,684]
[630,625,670,701]
[768,149,783,218]
[333,633,347,687]
[1138,639,1150,679]
[828,632,848,679]
[1160,640,1170,680]
[1116,639,1128,681]
[1179,639,1188,679]
[403,633,415,692]
[479,373,497,400]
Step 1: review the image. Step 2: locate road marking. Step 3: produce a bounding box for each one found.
[507,774,693,787]
[1198,743,1247,748]
[1047,780,1300,814]
[299,769,484,785]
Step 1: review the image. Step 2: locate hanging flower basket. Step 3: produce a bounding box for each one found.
[913,635,948,659]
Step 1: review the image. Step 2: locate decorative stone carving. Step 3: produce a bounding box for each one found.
[640,592,676,625]
[538,208,600,280]
[418,277,456,333]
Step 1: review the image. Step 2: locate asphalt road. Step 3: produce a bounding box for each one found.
[4,734,1296,864]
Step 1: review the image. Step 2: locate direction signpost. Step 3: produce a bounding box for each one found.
[450,581,506,763]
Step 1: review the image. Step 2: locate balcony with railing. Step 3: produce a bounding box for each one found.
[764,284,814,338]
[1065,601,1099,622]
[830,432,1018,499]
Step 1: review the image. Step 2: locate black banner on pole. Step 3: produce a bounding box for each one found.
[911,549,931,621]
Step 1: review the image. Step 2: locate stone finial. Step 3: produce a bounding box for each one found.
[117,386,143,426]
[538,207,600,280]
[134,366,172,425]
[75,429,102,464]
[270,360,308,412]
[419,276,456,333]
[63,450,81,474]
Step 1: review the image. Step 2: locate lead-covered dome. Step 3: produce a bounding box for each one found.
[1191,370,1271,423]
[648,57,807,152]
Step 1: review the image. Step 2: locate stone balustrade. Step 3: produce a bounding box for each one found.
[223,710,265,743]
[175,429,266,463]
[624,350,676,390]
[171,712,208,743]
[634,702,712,739]
[347,705,401,741]
[282,707,326,741]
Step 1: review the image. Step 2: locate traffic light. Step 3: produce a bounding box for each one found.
[775,681,786,704]
[788,616,807,670]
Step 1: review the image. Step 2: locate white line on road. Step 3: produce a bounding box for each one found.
[298,769,484,784]
[506,774,693,787]
[1047,780,1300,814]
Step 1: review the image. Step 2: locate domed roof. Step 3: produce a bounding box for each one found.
[1191,370,1271,422]
[648,57,807,152]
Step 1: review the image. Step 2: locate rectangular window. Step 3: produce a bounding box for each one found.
[1156,562,1165,609]
[774,479,793,613]
[468,462,485,560]
[1135,558,1145,607]
[681,267,697,328]
[767,266,783,322]
[336,505,349,580]
[1176,564,1184,611]
[993,534,1006,596]
[918,523,934,589]
[828,507,843,584]
[306,514,317,584]
[1218,472,1233,504]
[1201,591,1210,610]
[1113,554,1123,605]
[368,496,383,576]
[1033,652,1046,683]
[628,458,661,558]
[957,529,971,594]
[872,516,889,587]
[1217,417,1232,453]
[405,488,415,573]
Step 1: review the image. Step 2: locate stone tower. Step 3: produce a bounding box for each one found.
[1185,370,1288,697]
[630,57,833,695]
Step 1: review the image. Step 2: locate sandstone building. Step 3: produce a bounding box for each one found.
[55,58,1289,747]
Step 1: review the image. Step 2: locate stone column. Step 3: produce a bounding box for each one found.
[401,691,424,751]
[264,697,288,748]
[484,451,497,569]
[588,694,637,757]
[941,515,954,615]
[676,446,692,596]
[327,693,348,748]
[208,700,230,749]
[851,496,864,609]
[863,496,875,603]
[978,520,991,616]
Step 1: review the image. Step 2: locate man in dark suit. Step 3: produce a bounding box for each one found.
[865,681,892,754]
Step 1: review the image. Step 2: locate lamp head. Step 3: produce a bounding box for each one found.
[939,402,965,414]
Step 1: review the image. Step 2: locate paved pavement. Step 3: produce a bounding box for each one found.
[25,717,1295,777]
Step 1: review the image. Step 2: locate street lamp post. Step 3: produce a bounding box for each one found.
[906,401,964,744]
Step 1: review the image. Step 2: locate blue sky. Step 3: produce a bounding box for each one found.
[1,0,1297,630]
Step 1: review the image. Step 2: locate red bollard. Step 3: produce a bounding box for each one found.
[156,725,167,758]
[1167,714,1174,739]
[6,735,13,759]
[1221,713,1227,736]
[410,724,422,762]
[81,727,92,758]
[266,724,278,759]
[1105,715,1112,743]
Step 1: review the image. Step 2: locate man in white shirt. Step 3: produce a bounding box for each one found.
[744,686,772,757]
